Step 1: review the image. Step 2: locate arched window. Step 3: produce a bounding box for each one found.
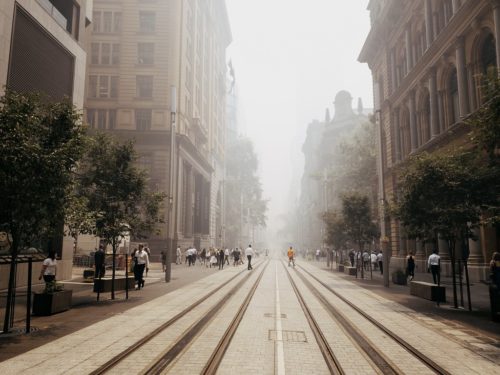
[480,33,497,74]
[448,68,459,125]
[400,108,411,157]
[422,95,431,143]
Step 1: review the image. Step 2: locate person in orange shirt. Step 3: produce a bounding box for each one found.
[287,246,295,267]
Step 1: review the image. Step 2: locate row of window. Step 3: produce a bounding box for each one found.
[88,75,154,99]
[92,11,155,34]
[90,42,155,65]
[87,109,152,130]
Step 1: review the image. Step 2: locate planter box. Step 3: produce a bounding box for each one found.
[392,273,407,285]
[93,277,135,293]
[83,269,94,279]
[344,266,357,276]
[337,264,345,272]
[410,281,446,302]
[33,290,72,316]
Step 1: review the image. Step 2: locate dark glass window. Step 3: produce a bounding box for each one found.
[136,109,152,130]
[481,34,497,74]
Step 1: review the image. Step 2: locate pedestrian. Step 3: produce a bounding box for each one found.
[349,250,355,267]
[377,250,383,275]
[176,246,182,265]
[134,245,149,289]
[489,252,500,321]
[489,252,500,288]
[210,251,217,268]
[224,248,230,265]
[233,247,240,266]
[363,250,370,271]
[315,249,320,262]
[406,252,415,281]
[94,245,106,279]
[200,248,206,266]
[218,248,225,269]
[287,246,295,267]
[370,251,377,271]
[39,250,57,285]
[245,244,254,270]
[427,249,441,285]
[161,251,167,271]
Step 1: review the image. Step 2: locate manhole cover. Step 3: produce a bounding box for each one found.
[0,326,39,338]
[264,313,287,318]
[269,330,307,342]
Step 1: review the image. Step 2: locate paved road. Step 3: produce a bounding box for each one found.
[0,257,499,374]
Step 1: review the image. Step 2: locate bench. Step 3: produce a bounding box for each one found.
[83,269,94,279]
[93,277,136,293]
[344,266,357,276]
[337,264,345,272]
[410,281,446,303]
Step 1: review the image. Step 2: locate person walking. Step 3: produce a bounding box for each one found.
[377,250,383,275]
[160,251,167,271]
[406,252,416,281]
[427,250,441,285]
[176,246,182,265]
[233,248,240,266]
[39,250,57,285]
[489,252,500,321]
[224,248,230,265]
[245,245,254,270]
[218,248,225,270]
[94,245,106,279]
[287,246,295,267]
[134,245,149,289]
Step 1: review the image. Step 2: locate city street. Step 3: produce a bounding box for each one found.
[1,257,499,374]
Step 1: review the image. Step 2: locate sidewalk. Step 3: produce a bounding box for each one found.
[0,261,231,361]
[313,259,500,340]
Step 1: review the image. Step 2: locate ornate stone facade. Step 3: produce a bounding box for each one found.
[359,0,500,280]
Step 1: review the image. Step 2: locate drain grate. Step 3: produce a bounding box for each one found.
[269,330,307,342]
[264,313,287,318]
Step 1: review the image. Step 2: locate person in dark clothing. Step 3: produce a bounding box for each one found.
[406,252,415,281]
[349,250,355,267]
[218,248,225,270]
[94,246,106,279]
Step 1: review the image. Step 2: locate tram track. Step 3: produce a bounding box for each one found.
[90,260,267,375]
[294,263,451,375]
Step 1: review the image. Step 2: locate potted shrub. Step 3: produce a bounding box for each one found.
[33,281,72,316]
[392,269,407,285]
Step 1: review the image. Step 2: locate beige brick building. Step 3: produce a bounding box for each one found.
[0,0,92,286]
[359,0,500,281]
[85,0,231,258]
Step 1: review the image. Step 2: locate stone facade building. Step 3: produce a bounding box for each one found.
[359,0,500,280]
[297,91,371,251]
[85,0,231,258]
[0,0,92,286]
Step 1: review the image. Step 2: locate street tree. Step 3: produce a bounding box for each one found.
[0,90,85,332]
[392,152,490,307]
[341,193,378,278]
[225,137,267,246]
[322,211,349,263]
[78,133,165,299]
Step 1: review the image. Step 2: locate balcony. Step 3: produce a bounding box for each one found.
[37,0,80,40]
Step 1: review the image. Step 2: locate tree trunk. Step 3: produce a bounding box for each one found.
[449,239,458,309]
[3,230,20,333]
[111,238,116,300]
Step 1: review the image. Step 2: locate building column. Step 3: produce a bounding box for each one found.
[492,0,500,70]
[452,0,460,14]
[455,36,470,117]
[437,90,445,132]
[468,228,484,264]
[415,239,425,259]
[409,91,418,151]
[399,225,407,256]
[425,0,434,48]
[405,25,413,72]
[438,237,450,261]
[390,50,397,93]
[393,108,401,162]
[429,68,439,137]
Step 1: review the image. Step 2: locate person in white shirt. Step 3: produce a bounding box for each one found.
[176,246,182,265]
[245,245,254,270]
[427,250,441,285]
[377,251,383,275]
[39,250,57,283]
[224,248,230,265]
[134,245,150,289]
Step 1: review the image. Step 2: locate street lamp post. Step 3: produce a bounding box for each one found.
[165,86,177,283]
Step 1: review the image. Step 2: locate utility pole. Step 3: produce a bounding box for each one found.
[165,86,177,283]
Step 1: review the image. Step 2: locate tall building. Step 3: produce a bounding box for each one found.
[297,91,371,251]
[359,0,500,280]
[85,0,231,258]
[0,0,92,285]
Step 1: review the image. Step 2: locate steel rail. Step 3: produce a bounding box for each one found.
[200,259,268,374]
[143,260,269,375]
[298,264,451,375]
[90,260,264,375]
[282,262,345,375]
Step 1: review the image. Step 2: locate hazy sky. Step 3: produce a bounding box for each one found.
[225,0,373,234]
